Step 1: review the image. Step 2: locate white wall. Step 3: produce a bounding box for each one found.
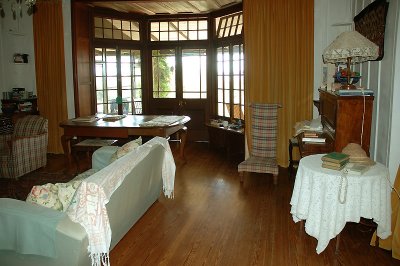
[62,0,75,118]
[0,0,75,118]
[388,2,400,180]
[0,0,36,97]
[314,0,400,182]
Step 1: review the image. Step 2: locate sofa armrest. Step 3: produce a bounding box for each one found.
[0,198,90,266]
[0,198,66,258]
[92,146,119,170]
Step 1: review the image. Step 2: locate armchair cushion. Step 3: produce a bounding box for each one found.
[13,115,48,137]
[0,115,48,179]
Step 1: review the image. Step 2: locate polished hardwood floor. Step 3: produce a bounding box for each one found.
[22,141,400,265]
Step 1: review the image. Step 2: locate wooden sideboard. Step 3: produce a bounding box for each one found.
[206,123,245,161]
[299,89,374,157]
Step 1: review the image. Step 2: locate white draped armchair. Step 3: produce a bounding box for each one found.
[0,115,48,179]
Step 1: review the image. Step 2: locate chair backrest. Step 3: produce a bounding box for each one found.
[250,103,279,158]
[13,115,48,137]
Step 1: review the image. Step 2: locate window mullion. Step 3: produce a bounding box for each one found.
[229,45,234,121]
[116,47,122,114]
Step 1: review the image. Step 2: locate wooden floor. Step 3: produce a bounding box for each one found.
[37,142,400,265]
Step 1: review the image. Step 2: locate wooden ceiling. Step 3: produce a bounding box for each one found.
[83,0,242,15]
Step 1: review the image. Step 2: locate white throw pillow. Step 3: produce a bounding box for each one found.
[110,137,142,163]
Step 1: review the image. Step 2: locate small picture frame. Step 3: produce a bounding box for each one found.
[13,53,28,63]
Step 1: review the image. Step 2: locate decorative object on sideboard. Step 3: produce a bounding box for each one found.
[354,0,389,61]
[322,31,379,90]
[0,0,36,19]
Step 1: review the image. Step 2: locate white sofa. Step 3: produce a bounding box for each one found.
[0,137,173,266]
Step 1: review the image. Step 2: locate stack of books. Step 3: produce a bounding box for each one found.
[302,131,326,143]
[321,152,349,170]
[345,163,371,175]
[335,89,374,96]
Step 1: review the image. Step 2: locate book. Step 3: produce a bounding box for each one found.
[74,139,117,147]
[321,152,350,164]
[72,116,99,123]
[321,159,349,168]
[303,131,319,137]
[302,137,326,143]
[102,114,126,122]
[345,163,371,175]
[322,162,347,171]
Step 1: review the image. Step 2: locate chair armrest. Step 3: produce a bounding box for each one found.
[11,133,48,163]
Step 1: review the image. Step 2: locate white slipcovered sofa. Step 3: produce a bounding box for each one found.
[0,137,175,266]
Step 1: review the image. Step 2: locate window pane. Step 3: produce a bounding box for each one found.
[96,77,103,90]
[182,49,207,99]
[122,30,131,40]
[121,20,130,30]
[94,17,139,40]
[104,29,112,39]
[216,44,245,120]
[179,21,187,30]
[151,22,159,31]
[121,77,131,90]
[215,12,243,38]
[95,47,142,116]
[199,30,207,40]
[152,49,176,98]
[224,89,230,102]
[160,22,168,31]
[218,103,224,116]
[151,19,207,42]
[114,30,122,39]
[169,31,178,41]
[188,21,197,30]
[95,28,103,38]
[94,17,103,27]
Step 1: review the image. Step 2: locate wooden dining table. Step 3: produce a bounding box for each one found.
[59,114,191,164]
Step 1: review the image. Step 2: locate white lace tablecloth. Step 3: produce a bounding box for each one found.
[290,154,392,254]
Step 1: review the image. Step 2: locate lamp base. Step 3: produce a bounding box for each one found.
[340,83,357,90]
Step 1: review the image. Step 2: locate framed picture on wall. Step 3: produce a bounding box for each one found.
[354,0,389,61]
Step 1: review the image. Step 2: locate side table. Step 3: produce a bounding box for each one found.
[290,154,392,254]
[288,137,299,177]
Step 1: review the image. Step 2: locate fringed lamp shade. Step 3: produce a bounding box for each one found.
[322,31,379,89]
[323,31,379,64]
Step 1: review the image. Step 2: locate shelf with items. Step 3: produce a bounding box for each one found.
[1,98,39,117]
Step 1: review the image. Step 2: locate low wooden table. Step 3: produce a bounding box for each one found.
[60,115,191,165]
[205,123,244,161]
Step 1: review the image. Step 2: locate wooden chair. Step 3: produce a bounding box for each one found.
[238,103,280,184]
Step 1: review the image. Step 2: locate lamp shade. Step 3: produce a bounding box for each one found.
[322,30,379,64]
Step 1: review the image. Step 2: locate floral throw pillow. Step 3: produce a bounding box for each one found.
[110,137,142,163]
[56,181,83,211]
[26,183,63,211]
[26,180,83,212]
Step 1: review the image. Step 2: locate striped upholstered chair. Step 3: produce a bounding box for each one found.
[0,115,48,179]
[238,103,279,184]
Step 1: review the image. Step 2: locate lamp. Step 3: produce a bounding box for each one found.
[322,30,379,90]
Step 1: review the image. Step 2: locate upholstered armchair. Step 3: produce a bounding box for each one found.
[0,115,48,179]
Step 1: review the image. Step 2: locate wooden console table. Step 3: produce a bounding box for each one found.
[60,115,190,164]
[206,123,244,161]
